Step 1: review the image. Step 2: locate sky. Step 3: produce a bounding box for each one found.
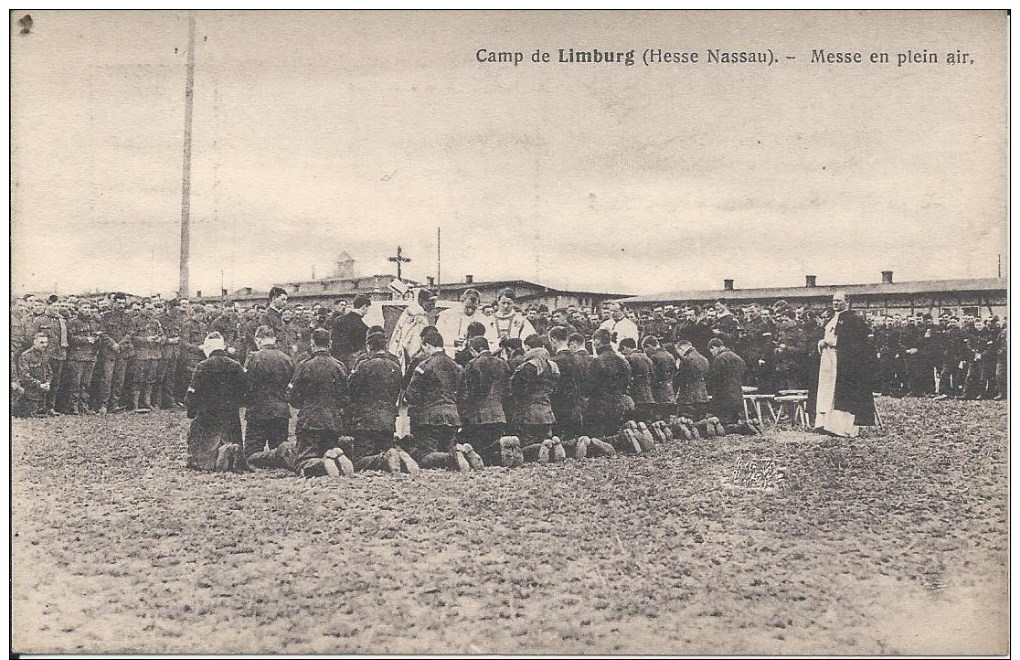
[10,10,1008,298]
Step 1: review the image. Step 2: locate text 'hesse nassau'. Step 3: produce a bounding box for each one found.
[475,48,777,67]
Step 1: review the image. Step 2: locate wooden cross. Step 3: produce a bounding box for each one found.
[388,245,411,280]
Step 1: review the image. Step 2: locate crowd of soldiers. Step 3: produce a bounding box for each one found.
[630,299,1008,401]
[11,286,1007,476]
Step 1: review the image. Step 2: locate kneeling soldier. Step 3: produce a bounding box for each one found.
[243,326,295,459]
[348,332,418,473]
[404,328,480,470]
[287,328,355,477]
[458,335,511,466]
[185,332,249,472]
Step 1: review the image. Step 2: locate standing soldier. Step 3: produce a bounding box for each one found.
[130,299,165,413]
[403,328,474,471]
[185,332,249,472]
[210,301,241,358]
[31,299,69,415]
[348,332,412,472]
[287,328,356,477]
[243,326,295,459]
[508,334,561,462]
[16,332,53,417]
[155,300,184,409]
[176,303,208,404]
[331,294,372,370]
[260,287,288,336]
[65,301,102,414]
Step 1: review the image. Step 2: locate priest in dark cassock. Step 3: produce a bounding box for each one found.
[814,292,878,437]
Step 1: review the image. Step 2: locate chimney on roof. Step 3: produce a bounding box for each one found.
[465,274,474,284]
[426,276,435,287]
[723,279,734,291]
[881,270,894,284]
[805,275,817,288]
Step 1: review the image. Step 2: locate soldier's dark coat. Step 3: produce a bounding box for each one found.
[185,351,249,470]
[588,345,635,421]
[404,351,462,427]
[509,347,559,426]
[289,349,349,432]
[243,346,295,420]
[331,311,370,361]
[648,347,677,404]
[348,350,402,432]
[550,347,587,425]
[459,350,510,425]
[707,347,747,421]
[674,345,710,406]
[624,349,655,404]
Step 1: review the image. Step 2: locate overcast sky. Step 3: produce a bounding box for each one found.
[11,10,1008,298]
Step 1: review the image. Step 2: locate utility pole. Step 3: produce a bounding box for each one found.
[436,227,441,294]
[388,245,411,280]
[178,12,196,299]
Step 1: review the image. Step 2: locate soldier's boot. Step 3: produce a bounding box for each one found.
[395,448,420,476]
[619,429,642,454]
[498,436,517,467]
[589,437,617,458]
[323,448,355,477]
[550,436,566,463]
[636,422,656,452]
[97,405,108,415]
[300,458,332,478]
[511,437,525,467]
[139,386,153,413]
[711,417,726,437]
[451,445,472,472]
[461,443,485,470]
[574,435,591,459]
[384,447,403,473]
[697,418,715,438]
[688,418,701,439]
[537,439,552,464]
[215,443,237,472]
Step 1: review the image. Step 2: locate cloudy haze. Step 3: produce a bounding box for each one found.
[11,10,1008,298]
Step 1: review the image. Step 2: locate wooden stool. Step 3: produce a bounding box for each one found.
[872,392,884,430]
[773,394,809,429]
[744,394,777,424]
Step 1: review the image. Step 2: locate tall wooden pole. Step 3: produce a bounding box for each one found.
[436,227,441,294]
[178,13,196,299]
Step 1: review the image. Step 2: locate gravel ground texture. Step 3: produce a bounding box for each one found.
[11,397,1008,655]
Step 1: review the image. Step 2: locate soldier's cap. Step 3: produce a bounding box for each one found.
[112,292,127,301]
[653,307,663,313]
[772,299,791,313]
[167,299,180,308]
[47,294,59,303]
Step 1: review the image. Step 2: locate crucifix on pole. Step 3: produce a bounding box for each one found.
[388,245,411,280]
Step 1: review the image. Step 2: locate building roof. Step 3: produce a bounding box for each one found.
[616,277,1008,305]
[437,279,631,297]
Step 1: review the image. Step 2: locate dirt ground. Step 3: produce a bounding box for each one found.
[11,397,1008,655]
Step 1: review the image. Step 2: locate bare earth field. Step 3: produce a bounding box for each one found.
[12,398,1008,655]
